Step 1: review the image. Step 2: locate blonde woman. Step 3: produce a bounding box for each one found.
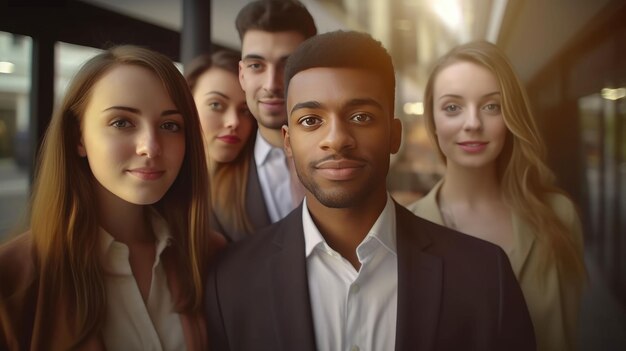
[0,45,223,350]
[409,41,586,351]
[185,51,257,242]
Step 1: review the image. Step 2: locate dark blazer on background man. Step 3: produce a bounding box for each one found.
[205,202,536,351]
[244,155,272,232]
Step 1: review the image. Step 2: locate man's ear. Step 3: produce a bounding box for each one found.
[282,125,293,157]
[77,136,87,157]
[390,117,402,154]
[238,60,245,88]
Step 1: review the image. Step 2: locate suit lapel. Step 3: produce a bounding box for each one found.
[268,207,317,351]
[246,153,272,230]
[395,204,442,351]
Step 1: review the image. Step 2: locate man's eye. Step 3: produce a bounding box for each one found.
[299,116,320,127]
[248,63,262,70]
[351,113,372,123]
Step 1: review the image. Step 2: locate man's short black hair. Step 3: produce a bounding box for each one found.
[284,30,396,112]
[235,0,317,41]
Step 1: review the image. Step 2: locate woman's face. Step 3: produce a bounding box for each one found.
[78,64,186,205]
[432,61,508,171]
[193,67,255,163]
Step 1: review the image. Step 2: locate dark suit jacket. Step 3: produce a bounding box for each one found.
[205,203,536,351]
[244,154,272,233]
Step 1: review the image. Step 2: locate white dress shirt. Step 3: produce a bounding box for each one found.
[98,212,186,351]
[255,130,295,222]
[303,195,398,351]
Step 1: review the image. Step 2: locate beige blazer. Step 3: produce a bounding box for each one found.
[0,234,208,351]
[408,180,584,351]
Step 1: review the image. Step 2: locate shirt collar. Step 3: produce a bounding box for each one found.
[254,129,275,167]
[302,194,397,259]
[98,208,173,275]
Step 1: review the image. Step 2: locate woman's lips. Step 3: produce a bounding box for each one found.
[457,141,488,153]
[127,168,165,180]
[217,135,241,144]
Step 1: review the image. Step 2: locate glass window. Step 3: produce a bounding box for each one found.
[0,31,32,243]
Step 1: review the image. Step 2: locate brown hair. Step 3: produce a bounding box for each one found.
[185,50,257,238]
[185,49,240,92]
[423,41,586,288]
[29,45,211,346]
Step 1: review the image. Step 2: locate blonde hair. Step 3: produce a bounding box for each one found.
[423,41,586,288]
[185,51,257,237]
[29,45,211,346]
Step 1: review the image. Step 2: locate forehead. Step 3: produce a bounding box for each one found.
[434,61,500,96]
[87,64,174,110]
[241,29,305,60]
[287,67,391,116]
[195,67,240,92]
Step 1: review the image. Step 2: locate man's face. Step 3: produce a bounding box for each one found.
[283,67,402,208]
[239,30,305,130]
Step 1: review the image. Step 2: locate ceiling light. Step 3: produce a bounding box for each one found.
[403,102,424,116]
[601,88,626,100]
[0,61,15,74]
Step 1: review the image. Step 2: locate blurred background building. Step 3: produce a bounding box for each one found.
[1,0,625,348]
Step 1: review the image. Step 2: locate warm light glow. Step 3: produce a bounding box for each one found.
[0,61,15,74]
[432,0,463,32]
[403,102,424,115]
[601,88,626,100]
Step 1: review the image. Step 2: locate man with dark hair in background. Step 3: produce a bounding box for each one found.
[234,0,316,235]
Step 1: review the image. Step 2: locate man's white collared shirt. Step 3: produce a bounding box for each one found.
[303,195,398,351]
[255,130,295,223]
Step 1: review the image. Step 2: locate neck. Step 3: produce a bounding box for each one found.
[440,162,502,205]
[258,125,284,148]
[95,184,152,245]
[306,188,388,269]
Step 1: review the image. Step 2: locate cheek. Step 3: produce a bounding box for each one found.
[433,115,455,144]
[168,135,186,167]
[488,118,508,144]
[199,112,223,137]
[239,117,255,140]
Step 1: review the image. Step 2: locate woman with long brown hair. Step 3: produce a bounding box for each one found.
[0,45,221,350]
[409,41,586,351]
[185,50,258,242]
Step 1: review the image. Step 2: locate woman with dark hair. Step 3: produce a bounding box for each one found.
[0,45,222,350]
[409,41,586,351]
[186,50,257,241]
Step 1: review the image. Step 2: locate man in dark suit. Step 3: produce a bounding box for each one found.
[206,30,536,350]
[235,0,316,237]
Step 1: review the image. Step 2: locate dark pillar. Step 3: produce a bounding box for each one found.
[181,0,212,69]
[29,36,54,182]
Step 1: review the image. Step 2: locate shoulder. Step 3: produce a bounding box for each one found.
[406,181,443,225]
[397,204,505,261]
[545,192,579,223]
[544,192,584,247]
[0,232,38,297]
[212,208,300,272]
